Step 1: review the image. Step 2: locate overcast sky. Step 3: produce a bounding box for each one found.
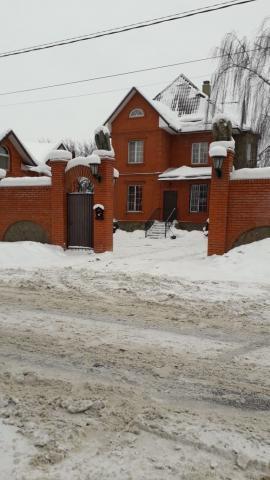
[0,0,268,143]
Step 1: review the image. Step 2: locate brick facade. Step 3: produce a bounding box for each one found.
[112,91,212,227]
[208,150,270,255]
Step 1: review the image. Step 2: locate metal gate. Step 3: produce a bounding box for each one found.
[68,193,93,248]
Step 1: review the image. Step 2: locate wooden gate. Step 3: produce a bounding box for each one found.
[68,193,93,248]
[163,191,178,221]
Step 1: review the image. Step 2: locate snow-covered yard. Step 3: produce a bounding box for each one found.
[1,228,270,288]
[0,231,270,479]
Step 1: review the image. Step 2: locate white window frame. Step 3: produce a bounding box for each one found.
[129,108,144,118]
[127,185,143,212]
[191,142,208,165]
[190,184,208,213]
[128,140,144,164]
[0,146,10,171]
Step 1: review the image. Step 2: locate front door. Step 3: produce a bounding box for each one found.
[163,191,178,221]
[68,193,93,247]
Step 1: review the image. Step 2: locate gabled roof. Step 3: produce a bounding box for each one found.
[104,87,179,133]
[104,78,212,134]
[0,129,35,166]
[105,73,248,134]
[0,129,65,167]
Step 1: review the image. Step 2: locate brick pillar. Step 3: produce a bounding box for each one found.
[50,160,68,248]
[208,150,234,256]
[93,156,114,253]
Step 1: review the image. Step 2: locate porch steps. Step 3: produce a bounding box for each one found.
[146,221,166,239]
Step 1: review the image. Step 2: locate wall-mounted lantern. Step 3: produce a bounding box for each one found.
[90,162,102,183]
[212,156,225,178]
[209,145,227,179]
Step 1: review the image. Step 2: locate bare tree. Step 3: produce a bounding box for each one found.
[211,20,270,161]
[62,138,95,157]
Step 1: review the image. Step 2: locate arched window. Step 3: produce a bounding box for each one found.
[129,108,144,118]
[0,146,10,170]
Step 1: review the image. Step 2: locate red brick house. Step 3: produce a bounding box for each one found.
[106,74,258,231]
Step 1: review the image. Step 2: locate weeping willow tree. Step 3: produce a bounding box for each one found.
[211,21,270,164]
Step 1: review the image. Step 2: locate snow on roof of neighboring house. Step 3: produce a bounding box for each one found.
[23,140,64,166]
[0,129,65,168]
[159,166,212,181]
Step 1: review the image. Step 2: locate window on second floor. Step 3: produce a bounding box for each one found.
[127,185,143,212]
[129,108,144,118]
[128,140,144,164]
[192,142,208,165]
[0,146,10,170]
[190,184,208,213]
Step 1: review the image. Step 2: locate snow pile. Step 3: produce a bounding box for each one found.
[231,166,270,180]
[0,176,51,187]
[25,164,52,177]
[47,149,72,162]
[65,154,101,172]
[94,125,110,136]
[209,139,235,156]
[159,166,211,180]
[92,148,115,158]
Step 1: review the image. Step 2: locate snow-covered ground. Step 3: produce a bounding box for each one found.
[0,231,270,479]
[0,228,270,286]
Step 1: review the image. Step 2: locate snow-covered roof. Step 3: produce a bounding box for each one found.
[159,166,212,181]
[23,141,64,166]
[0,129,65,168]
[154,74,209,126]
[104,73,249,134]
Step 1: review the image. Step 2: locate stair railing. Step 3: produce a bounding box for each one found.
[165,208,177,238]
[145,208,161,237]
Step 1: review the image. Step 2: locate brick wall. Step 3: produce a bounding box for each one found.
[208,150,270,255]
[0,186,52,241]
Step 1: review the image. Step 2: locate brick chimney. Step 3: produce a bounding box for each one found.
[202,80,211,97]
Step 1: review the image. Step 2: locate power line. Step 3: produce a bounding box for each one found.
[0,0,257,59]
[0,73,212,108]
[0,45,264,98]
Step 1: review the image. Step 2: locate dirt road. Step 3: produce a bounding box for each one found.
[0,270,270,479]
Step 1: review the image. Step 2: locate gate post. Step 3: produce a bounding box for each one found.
[48,150,72,248]
[208,148,234,255]
[93,155,114,253]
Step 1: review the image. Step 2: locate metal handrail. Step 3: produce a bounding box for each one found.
[165,208,177,238]
[145,208,161,237]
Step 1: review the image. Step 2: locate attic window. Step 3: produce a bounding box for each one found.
[0,146,10,170]
[129,108,144,118]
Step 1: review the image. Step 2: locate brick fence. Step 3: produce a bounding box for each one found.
[0,153,114,253]
[208,149,270,255]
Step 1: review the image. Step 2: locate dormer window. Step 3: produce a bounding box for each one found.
[129,108,144,118]
[0,146,10,170]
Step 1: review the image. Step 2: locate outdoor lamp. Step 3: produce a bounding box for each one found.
[212,156,225,178]
[90,162,102,182]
